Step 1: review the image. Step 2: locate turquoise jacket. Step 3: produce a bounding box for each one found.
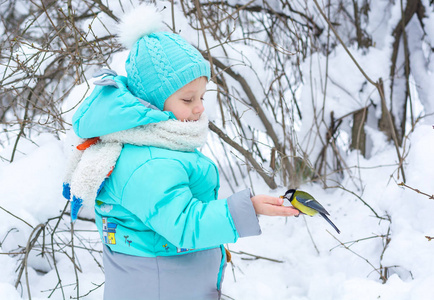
[72,72,262,259]
[94,144,242,257]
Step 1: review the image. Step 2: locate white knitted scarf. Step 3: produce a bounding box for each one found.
[63,114,209,214]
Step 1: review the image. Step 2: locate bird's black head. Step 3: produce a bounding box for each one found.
[283,189,296,202]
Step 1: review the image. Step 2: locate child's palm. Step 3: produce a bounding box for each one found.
[251,195,300,217]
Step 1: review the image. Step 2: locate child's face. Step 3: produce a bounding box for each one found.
[163,77,207,121]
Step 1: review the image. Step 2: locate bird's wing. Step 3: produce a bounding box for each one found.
[296,191,330,215]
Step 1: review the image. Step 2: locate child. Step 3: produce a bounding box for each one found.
[64,4,299,300]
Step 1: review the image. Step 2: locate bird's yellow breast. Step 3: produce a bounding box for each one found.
[292,198,318,216]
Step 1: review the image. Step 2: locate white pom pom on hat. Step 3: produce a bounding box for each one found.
[117,3,163,49]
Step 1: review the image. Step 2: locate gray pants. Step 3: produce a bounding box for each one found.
[103,246,226,300]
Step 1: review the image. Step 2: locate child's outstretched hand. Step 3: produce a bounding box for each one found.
[251,195,300,217]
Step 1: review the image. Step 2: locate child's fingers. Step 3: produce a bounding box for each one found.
[256,203,299,216]
[266,205,300,217]
[260,195,284,206]
[251,195,299,216]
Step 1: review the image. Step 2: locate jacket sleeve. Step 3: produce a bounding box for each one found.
[120,158,251,249]
[226,189,262,237]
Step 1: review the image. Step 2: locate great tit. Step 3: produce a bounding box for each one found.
[281,189,341,234]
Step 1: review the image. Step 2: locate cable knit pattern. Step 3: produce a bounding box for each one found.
[126,43,149,101]
[125,30,210,110]
[146,35,172,84]
[165,32,203,63]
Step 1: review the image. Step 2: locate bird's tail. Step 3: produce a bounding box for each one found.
[320,212,341,234]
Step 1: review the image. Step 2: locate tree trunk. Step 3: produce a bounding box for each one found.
[351,107,368,157]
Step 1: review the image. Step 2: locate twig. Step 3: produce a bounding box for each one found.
[0,206,33,228]
[70,222,80,299]
[330,234,386,251]
[327,230,387,282]
[398,182,434,200]
[204,141,236,193]
[312,0,374,85]
[327,184,385,220]
[0,251,26,255]
[47,281,61,298]
[69,281,104,299]
[302,215,320,255]
[73,231,103,270]
[15,223,45,300]
[194,0,215,77]
[379,214,392,283]
[209,121,277,189]
[91,0,119,21]
[209,56,282,152]
[0,227,19,248]
[188,0,256,31]
[63,212,95,222]
[50,201,69,299]
[221,293,236,300]
[230,250,284,263]
[10,87,31,162]
[171,0,176,33]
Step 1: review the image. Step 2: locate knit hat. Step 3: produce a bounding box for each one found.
[118,4,211,111]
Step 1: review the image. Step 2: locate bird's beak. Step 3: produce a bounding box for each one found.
[279,195,285,206]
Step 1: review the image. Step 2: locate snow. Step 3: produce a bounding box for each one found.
[0,282,22,300]
[4,125,434,299]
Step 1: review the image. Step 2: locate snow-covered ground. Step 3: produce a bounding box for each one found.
[1,123,434,300]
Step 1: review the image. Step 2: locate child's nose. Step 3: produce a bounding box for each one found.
[193,101,204,115]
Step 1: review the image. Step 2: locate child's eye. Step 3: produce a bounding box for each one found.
[182,99,192,103]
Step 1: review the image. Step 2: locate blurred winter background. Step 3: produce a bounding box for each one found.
[1,0,434,299]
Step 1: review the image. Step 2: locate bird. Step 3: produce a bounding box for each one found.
[281,189,341,234]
